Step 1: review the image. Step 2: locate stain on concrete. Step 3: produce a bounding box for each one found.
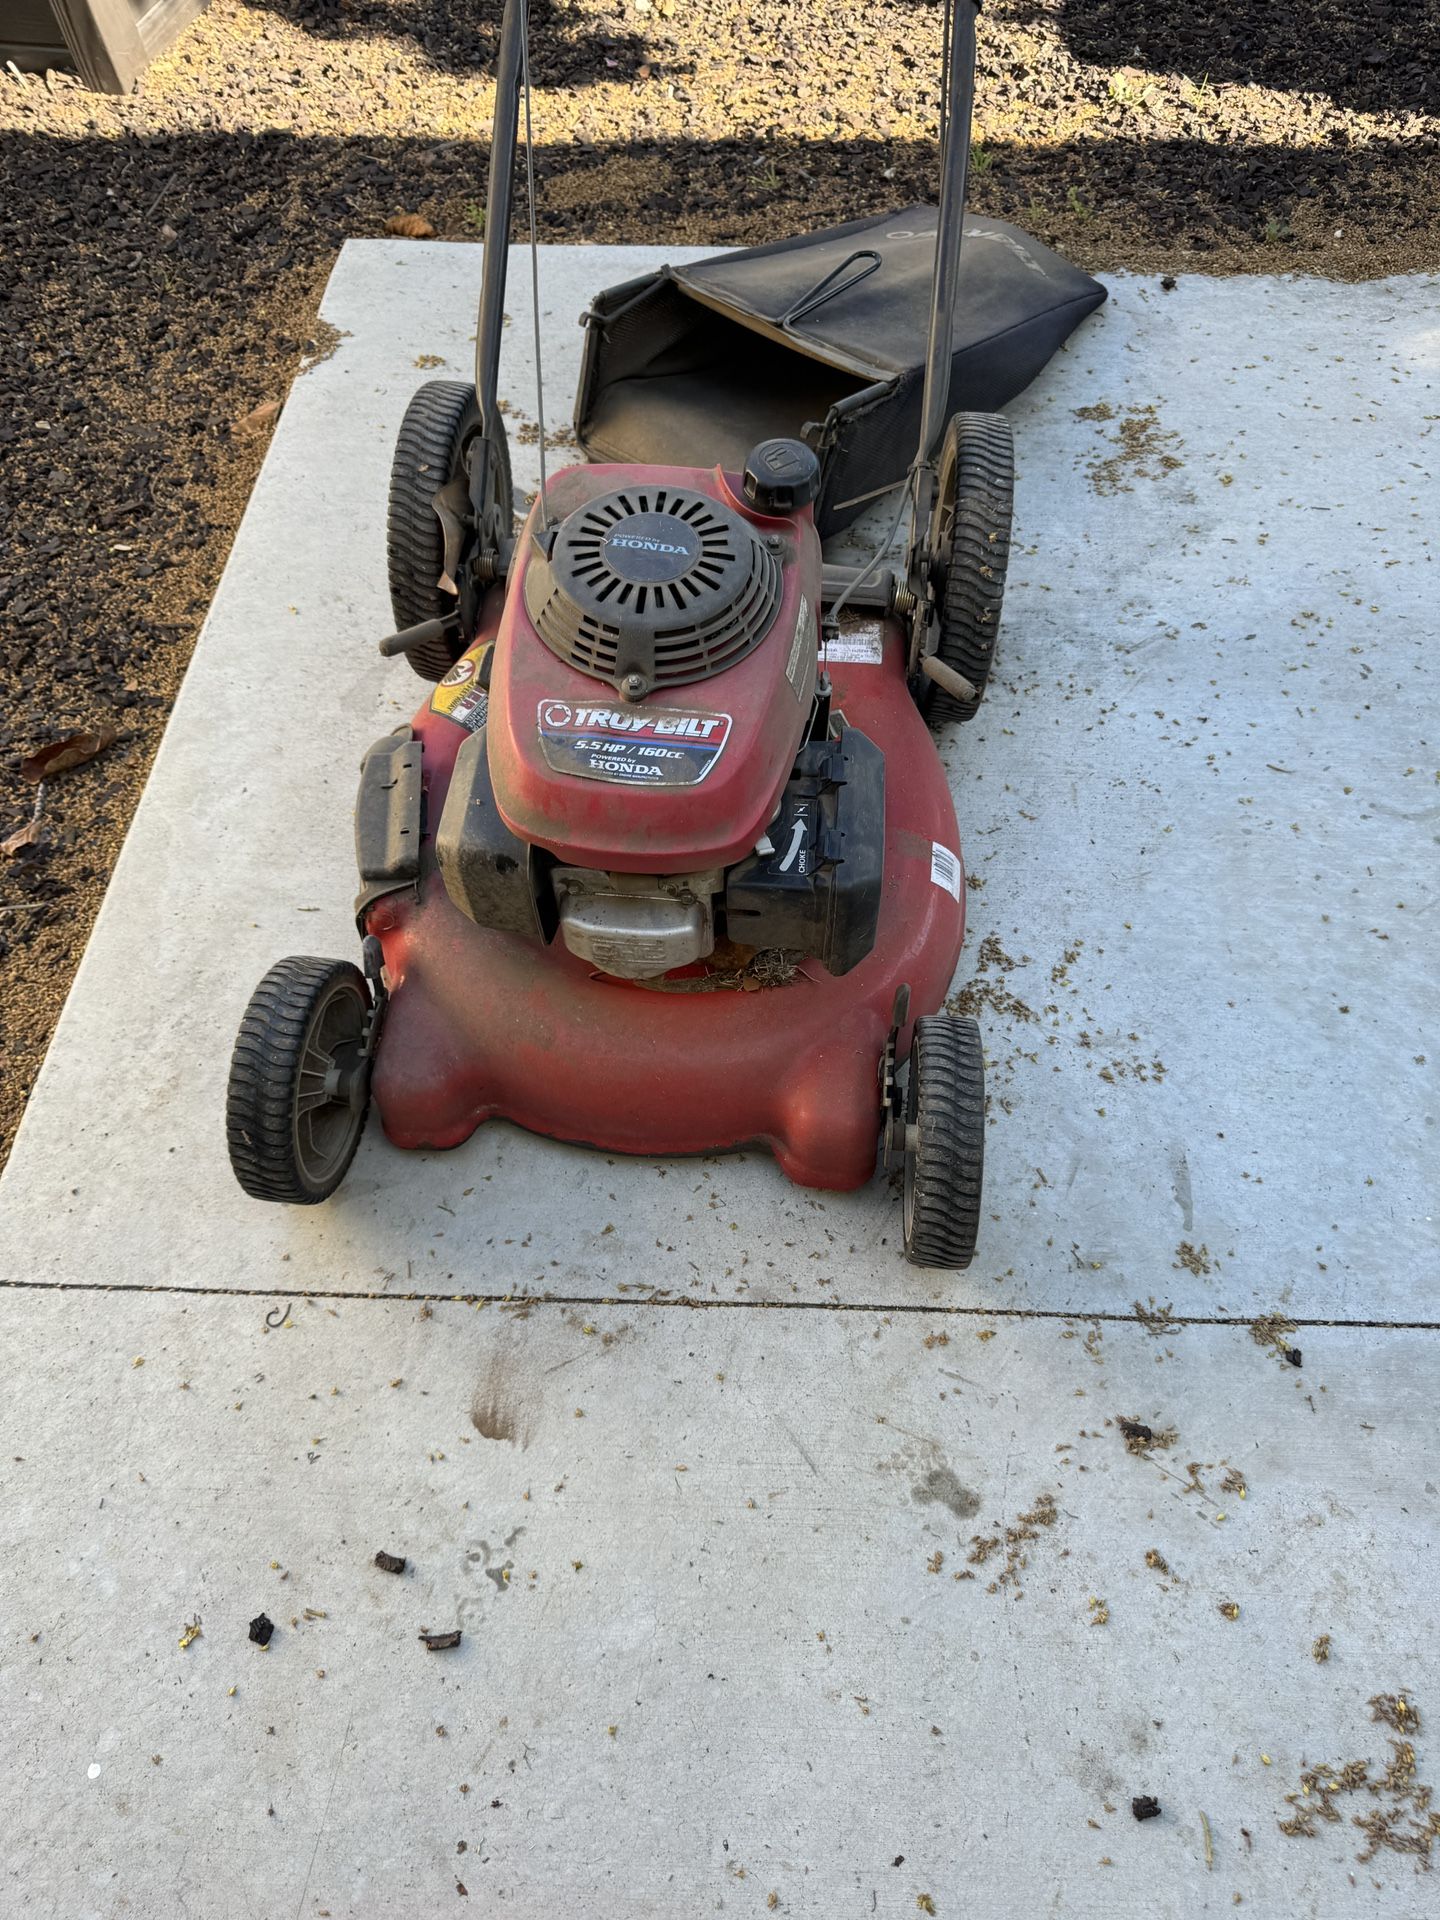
[466,1528,525,1595]
[471,1367,522,1446]
[1074,1737,1124,1803]
[471,1392,516,1444]
[912,1466,982,1521]
[1171,1145,1194,1232]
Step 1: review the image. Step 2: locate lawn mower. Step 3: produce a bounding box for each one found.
[225,0,1013,1267]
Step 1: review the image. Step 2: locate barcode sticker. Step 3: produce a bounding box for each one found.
[930,842,962,900]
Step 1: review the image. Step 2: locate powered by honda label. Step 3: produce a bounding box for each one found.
[536,700,733,787]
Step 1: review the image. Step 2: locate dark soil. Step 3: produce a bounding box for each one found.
[1,0,1436,1165]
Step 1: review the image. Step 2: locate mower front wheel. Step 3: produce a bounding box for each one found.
[227,956,374,1204]
[901,1014,985,1269]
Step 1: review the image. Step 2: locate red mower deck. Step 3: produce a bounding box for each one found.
[369,580,964,1188]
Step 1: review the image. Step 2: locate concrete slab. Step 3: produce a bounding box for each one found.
[2,242,1435,1315]
[3,1287,1438,1919]
[1,244,1438,1914]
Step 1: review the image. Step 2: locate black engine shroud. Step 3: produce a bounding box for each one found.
[725,729,884,978]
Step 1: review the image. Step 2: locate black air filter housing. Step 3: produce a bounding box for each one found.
[523,485,782,698]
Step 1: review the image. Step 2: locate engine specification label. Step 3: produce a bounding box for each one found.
[822,621,885,667]
[536,699,733,787]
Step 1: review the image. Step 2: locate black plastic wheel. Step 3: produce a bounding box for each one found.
[227,957,373,1205]
[902,1013,985,1269]
[925,411,1013,725]
[386,379,512,682]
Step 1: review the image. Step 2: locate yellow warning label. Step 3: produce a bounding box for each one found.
[429,642,492,732]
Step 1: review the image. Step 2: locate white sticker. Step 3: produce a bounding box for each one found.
[785,594,812,695]
[930,842,962,901]
[822,621,885,667]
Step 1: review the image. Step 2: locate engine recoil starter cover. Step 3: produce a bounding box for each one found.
[523,484,782,698]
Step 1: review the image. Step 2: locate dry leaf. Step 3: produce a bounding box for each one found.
[235,399,282,438]
[20,727,116,783]
[1,817,43,857]
[385,213,436,239]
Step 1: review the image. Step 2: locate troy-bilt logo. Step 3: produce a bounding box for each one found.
[539,701,725,741]
[536,700,732,788]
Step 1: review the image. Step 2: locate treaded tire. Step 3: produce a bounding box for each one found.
[386,379,513,682]
[927,411,1013,725]
[902,1014,985,1269]
[227,956,372,1205]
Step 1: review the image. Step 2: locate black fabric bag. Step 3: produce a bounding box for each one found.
[573,205,1107,537]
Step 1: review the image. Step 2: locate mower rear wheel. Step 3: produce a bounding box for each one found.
[924,411,1013,725]
[386,379,513,682]
[227,956,373,1204]
[902,1014,985,1269]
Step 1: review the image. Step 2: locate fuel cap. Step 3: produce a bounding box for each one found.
[742,438,821,515]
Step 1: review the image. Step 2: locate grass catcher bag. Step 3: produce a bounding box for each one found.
[574,205,1106,537]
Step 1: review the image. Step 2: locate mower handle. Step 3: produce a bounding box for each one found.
[918,0,982,472]
[474,0,980,478]
[473,0,529,441]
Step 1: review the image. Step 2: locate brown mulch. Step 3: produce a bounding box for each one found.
[1,0,1436,1166]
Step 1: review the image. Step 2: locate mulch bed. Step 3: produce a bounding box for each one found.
[1,0,1436,1164]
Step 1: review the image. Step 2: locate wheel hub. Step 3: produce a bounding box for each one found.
[322,1047,370,1114]
[293,983,371,1187]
